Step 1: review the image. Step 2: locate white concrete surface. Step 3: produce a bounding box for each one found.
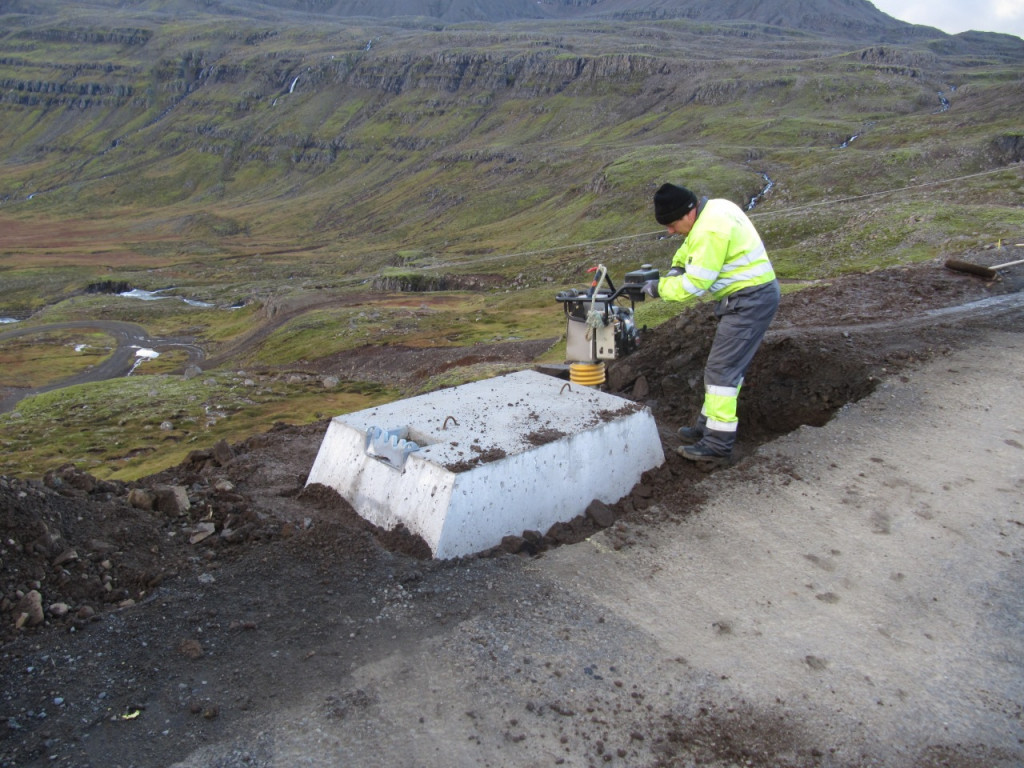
[306,370,664,558]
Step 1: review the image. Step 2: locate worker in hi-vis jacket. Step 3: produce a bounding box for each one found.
[642,182,781,465]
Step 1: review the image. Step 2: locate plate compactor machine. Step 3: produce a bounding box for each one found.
[555,264,658,386]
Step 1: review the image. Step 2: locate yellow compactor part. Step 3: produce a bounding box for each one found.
[569,362,606,387]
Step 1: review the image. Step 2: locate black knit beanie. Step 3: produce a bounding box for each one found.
[653,183,698,225]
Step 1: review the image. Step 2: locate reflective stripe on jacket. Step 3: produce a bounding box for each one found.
[658,198,775,304]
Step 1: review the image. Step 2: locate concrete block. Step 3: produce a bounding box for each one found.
[306,370,664,558]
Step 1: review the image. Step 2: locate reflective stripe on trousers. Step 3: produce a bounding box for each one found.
[699,280,780,455]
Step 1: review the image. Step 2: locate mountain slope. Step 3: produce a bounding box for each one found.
[242,0,915,33]
[0,1,1021,321]
[0,0,942,38]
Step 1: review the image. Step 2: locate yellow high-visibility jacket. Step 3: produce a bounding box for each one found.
[658,198,775,304]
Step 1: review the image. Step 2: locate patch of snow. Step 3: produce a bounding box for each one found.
[127,347,160,376]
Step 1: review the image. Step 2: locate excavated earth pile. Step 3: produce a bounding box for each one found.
[1,255,1022,768]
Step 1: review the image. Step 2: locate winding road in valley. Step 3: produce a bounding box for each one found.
[0,320,204,413]
[0,291,384,415]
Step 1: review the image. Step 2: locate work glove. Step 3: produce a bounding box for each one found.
[666,266,685,277]
[641,279,659,299]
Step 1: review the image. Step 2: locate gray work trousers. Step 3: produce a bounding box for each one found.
[694,279,780,455]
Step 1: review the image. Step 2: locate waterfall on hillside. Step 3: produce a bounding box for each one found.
[746,174,774,211]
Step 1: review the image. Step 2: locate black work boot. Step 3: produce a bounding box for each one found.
[677,426,704,444]
[677,442,732,466]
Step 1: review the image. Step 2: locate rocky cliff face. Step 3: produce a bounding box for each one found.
[0,37,674,117]
[338,50,666,94]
